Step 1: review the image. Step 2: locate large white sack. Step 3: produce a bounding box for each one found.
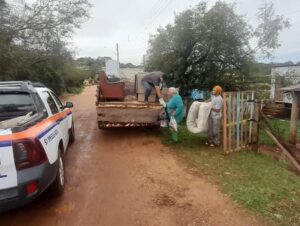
[186,101,212,134]
[196,102,212,133]
[186,101,202,134]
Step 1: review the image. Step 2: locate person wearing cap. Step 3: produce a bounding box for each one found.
[166,87,184,142]
[142,71,167,105]
[207,85,223,146]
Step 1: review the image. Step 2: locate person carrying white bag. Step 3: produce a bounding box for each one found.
[166,87,184,142]
[207,85,223,147]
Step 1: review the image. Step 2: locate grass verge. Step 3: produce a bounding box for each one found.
[159,123,300,226]
[65,86,84,94]
[259,118,300,145]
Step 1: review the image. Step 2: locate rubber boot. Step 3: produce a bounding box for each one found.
[171,131,178,142]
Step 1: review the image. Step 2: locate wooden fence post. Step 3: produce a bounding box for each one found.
[290,92,300,145]
[251,101,260,151]
[236,91,241,150]
[249,92,255,143]
[223,93,228,153]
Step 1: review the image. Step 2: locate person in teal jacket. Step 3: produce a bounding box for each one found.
[166,87,184,142]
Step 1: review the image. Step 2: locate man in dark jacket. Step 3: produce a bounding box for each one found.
[142,71,167,102]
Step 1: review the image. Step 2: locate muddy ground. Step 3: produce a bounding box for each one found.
[1,86,265,226]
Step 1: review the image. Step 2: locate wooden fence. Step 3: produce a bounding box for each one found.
[222,91,258,153]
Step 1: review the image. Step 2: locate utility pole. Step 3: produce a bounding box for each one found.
[143,54,146,66]
[116,43,120,76]
[116,43,119,65]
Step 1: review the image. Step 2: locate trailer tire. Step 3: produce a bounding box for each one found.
[98,122,106,129]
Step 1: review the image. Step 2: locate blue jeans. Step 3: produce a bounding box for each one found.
[143,81,154,101]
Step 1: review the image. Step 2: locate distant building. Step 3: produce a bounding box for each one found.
[105,60,120,77]
[270,65,300,104]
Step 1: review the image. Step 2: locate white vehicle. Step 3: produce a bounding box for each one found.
[0,81,75,212]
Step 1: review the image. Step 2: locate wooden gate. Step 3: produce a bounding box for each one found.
[222,91,258,153]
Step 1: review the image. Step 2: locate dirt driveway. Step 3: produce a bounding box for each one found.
[1,86,264,226]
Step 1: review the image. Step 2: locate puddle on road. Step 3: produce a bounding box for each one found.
[55,203,75,215]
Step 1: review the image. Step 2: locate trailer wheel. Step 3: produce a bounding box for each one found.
[98,122,106,129]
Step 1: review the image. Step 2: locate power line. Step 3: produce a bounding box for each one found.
[142,0,167,25]
[126,0,173,62]
[143,0,173,32]
[134,0,174,43]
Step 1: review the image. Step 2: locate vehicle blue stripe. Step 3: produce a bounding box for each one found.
[37,113,71,139]
[0,141,12,148]
[0,174,7,178]
[37,123,58,139]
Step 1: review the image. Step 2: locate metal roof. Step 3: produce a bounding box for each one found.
[281,84,300,92]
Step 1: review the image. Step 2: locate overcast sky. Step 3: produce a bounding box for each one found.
[72,0,300,65]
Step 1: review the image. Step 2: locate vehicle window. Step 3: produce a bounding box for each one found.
[43,91,59,115]
[51,92,64,110]
[0,93,37,121]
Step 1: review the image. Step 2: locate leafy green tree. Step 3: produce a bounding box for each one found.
[145,1,289,93]
[0,0,91,94]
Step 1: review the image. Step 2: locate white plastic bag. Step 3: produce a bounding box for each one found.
[159,98,166,107]
[160,119,168,127]
[169,116,178,132]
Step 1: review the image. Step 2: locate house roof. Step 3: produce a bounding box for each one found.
[272,64,300,68]
[281,84,300,92]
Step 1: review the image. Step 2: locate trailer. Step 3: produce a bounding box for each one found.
[96,71,164,129]
[96,101,163,129]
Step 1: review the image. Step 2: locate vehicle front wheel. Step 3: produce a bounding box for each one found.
[49,152,65,196]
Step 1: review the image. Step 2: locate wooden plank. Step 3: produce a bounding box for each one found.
[97,107,161,123]
[264,128,300,171]
[251,102,260,151]
[225,120,248,127]
[232,92,236,151]
[228,93,232,153]
[236,91,241,150]
[249,91,255,143]
[245,92,251,144]
[290,92,300,144]
[241,92,245,147]
[223,93,228,153]
[97,101,162,109]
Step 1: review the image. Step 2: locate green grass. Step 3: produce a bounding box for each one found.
[159,123,300,226]
[65,86,84,94]
[259,118,300,145]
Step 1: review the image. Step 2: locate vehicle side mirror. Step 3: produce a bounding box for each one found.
[65,102,74,108]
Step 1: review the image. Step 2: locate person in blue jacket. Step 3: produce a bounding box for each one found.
[166,87,184,142]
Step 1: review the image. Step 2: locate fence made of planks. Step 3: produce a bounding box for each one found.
[222,91,258,153]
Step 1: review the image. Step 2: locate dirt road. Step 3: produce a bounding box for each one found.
[1,86,264,226]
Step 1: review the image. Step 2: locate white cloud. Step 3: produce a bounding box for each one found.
[72,0,300,64]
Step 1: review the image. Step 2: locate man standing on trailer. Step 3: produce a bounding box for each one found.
[142,71,167,105]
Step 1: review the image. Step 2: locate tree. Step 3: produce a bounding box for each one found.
[145,1,289,93]
[254,2,290,58]
[0,0,92,94]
